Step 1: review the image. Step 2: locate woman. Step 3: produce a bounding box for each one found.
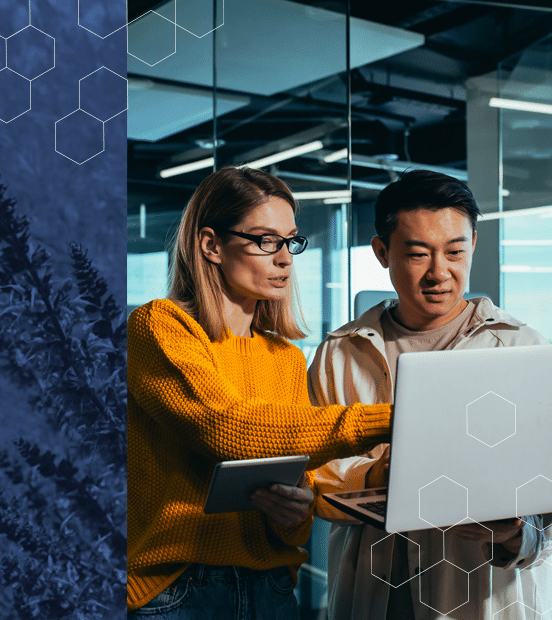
[127,166,392,619]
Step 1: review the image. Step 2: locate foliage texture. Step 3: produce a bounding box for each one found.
[0,183,126,619]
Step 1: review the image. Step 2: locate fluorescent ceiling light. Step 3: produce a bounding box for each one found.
[478,205,552,221]
[501,266,552,273]
[323,148,348,163]
[246,141,324,168]
[501,240,552,246]
[293,190,352,200]
[323,197,351,204]
[159,157,214,178]
[489,97,552,115]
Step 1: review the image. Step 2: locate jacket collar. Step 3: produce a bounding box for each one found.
[327,296,525,340]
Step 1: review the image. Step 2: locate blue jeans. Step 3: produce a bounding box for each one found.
[128,564,300,620]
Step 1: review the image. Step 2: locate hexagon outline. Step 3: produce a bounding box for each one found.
[54,109,105,165]
[444,517,494,572]
[6,25,55,81]
[419,475,469,529]
[77,0,128,39]
[370,531,423,588]
[418,559,470,616]
[516,563,552,614]
[516,475,552,531]
[127,11,176,67]
[466,390,516,448]
[1,37,6,70]
[174,0,225,38]
[0,67,31,123]
[493,601,543,619]
[78,66,128,122]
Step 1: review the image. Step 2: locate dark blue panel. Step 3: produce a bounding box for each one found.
[0,0,127,617]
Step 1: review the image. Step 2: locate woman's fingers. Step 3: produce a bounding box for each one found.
[250,478,314,527]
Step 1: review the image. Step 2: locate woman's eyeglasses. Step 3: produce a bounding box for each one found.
[225,230,308,255]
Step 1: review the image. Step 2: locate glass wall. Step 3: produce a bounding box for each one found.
[127,3,552,618]
[498,36,552,342]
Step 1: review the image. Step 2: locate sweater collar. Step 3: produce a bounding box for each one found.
[221,328,270,356]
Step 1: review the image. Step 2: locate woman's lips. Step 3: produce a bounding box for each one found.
[268,276,288,288]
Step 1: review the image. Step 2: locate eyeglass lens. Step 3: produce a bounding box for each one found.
[259,235,307,254]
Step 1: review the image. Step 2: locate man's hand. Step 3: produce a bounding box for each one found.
[451,518,524,553]
[366,446,390,488]
[250,473,314,527]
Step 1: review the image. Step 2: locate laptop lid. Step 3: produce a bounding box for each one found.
[385,344,552,533]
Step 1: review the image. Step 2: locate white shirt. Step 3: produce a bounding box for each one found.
[309,297,552,620]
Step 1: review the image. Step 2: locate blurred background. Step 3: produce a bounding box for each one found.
[126,0,552,616]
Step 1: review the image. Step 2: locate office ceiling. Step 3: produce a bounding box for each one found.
[127,0,552,215]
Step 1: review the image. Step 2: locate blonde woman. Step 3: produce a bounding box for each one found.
[127,167,392,619]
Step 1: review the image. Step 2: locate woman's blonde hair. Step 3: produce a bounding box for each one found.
[168,166,307,342]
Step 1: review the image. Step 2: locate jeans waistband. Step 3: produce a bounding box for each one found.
[183,564,290,586]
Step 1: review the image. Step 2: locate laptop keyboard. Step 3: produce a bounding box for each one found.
[358,500,387,515]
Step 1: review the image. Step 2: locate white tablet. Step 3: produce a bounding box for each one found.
[203,455,310,514]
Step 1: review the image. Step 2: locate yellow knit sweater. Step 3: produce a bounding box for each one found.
[127,299,392,610]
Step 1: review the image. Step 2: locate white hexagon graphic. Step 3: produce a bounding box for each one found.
[494,602,543,619]
[443,518,493,572]
[78,0,127,39]
[516,476,552,531]
[55,110,105,164]
[419,560,469,615]
[6,25,55,81]
[127,11,176,66]
[79,67,127,122]
[1,37,6,69]
[516,563,552,616]
[419,475,468,530]
[0,68,31,122]
[370,532,421,587]
[0,0,29,38]
[466,391,516,447]
[175,0,224,38]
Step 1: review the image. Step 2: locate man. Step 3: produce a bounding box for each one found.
[309,170,551,620]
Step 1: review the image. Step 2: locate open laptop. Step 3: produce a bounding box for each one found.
[323,344,552,532]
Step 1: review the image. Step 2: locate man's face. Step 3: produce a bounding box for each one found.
[372,207,477,331]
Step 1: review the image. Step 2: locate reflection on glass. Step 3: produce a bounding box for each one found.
[498,36,552,342]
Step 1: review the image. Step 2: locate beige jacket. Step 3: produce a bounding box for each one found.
[309,297,552,620]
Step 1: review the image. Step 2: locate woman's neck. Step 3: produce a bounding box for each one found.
[221,294,257,338]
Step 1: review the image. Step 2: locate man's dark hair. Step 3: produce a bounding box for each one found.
[374,169,481,247]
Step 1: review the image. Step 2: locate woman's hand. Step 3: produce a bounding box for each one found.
[366,445,390,488]
[250,473,314,527]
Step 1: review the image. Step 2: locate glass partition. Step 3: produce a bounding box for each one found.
[498,34,552,342]
[211,3,349,613]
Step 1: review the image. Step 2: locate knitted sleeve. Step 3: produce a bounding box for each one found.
[128,301,391,470]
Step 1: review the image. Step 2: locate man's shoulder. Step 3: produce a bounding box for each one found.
[310,299,396,365]
[470,297,549,345]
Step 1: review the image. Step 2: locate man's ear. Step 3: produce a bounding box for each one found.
[371,236,390,269]
[199,227,222,264]
[472,230,477,253]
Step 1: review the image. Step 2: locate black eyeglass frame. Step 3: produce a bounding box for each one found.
[224,230,309,255]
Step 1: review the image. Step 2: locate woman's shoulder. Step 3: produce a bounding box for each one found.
[128,299,209,344]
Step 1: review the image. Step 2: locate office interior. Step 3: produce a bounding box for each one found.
[127,0,552,616]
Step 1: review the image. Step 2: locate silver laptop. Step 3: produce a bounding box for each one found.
[323,344,552,532]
